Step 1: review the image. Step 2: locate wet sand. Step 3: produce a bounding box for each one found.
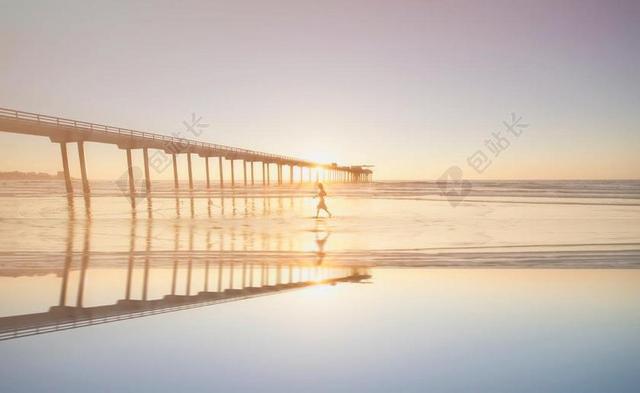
[0,268,639,392]
[1,180,639,270]
[0,180,639,392]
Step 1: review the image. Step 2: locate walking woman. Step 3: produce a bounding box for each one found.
[314,182,332,218]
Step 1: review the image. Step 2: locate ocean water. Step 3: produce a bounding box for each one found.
[0,180,639,392]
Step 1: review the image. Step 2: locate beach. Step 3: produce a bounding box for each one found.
[0,180,639,391]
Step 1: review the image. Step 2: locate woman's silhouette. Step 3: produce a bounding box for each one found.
[314,182,332,218]
[315,229,330,265]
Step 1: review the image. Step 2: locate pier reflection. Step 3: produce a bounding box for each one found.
[0,201,371,341]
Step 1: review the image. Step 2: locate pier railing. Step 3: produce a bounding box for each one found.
[0,107,313,165]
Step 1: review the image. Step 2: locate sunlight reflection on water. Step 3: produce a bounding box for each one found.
[0,181,639,392]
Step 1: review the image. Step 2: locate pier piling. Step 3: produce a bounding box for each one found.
[59,142,73,194]
[172,154,179,190]
[143,148,151,193]
[77,141,90,195]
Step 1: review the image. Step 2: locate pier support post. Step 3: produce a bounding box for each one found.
[277,164,282,185]
[142,221,151,300]
[171,259,178,295]
[187,153,193,190]
[126,149,136,205]
[230,159,235,186]
[251,161,255,185]
[262,162,266,185]
[77,241,89,307]
[267,163,271,185]
[204,260,210,292]
[243,160,247,186]
[186,260,192,295]
[77,141,90,195]
[290,165,294,184]
[59,142,73,194]
[218,156,224,187]
[172,154,179,190]
[143,148,151,193]
[205,156,210,189]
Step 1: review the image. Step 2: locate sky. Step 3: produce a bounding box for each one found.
[0,0,639,180]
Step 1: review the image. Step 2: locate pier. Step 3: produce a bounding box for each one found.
[0,107,374,199]
[0,262,370,341]
[0,196,372,341]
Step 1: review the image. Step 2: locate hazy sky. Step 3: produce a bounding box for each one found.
[1,0,639,180]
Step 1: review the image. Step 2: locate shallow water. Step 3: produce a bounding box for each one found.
[1,180,639,269]
[0,268,639,392]
[0,180,639,392]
